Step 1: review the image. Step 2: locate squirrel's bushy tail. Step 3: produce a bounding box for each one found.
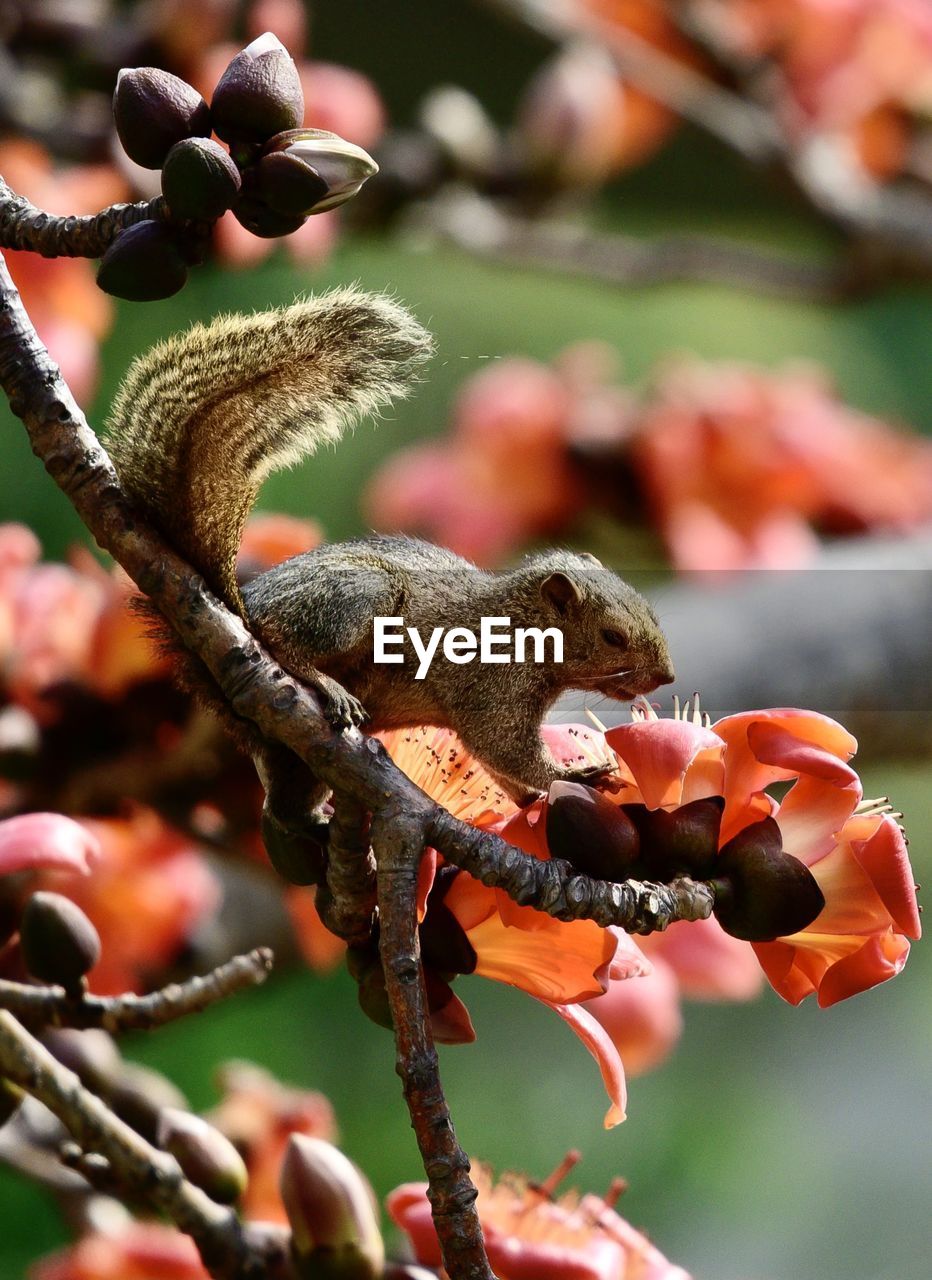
[105,287,433,611]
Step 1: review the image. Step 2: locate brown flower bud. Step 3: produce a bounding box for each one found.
[109,1062,188,1141]
[97,221,189,300]
[20,892,100,991]
[622,797,725,881]
[161,137,241,221]
[280,1135,384,1280]
[44,1028,121,1091]
[546,781,640,880]
[211,32,304,145]
[418,899,477,976]
[257,129,378,213]
[261,810,326,885]
[232,194,307,239]
[157,1107,248,1204]
[113,67,211,169]
[712,817,825,942]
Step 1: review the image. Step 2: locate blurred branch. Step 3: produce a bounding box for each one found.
[409,188,871,302]
[480,0,932,274]
[0,947,274,1032]
[0,1009,255,1278]
[0,178,169,257]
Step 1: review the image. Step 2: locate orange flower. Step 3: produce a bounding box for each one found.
[388,1157,690,1280]
[30,1224,208,1280]
[597,701,921,1006]
[208,1061,336,1224]
[382,724,646,1126]
[629,359,932,571]
[39,809,220,995]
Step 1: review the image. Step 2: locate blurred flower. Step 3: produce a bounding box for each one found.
[0,141,125,403]
[628,358,932,570]
[517,39,678,185]
[388,1157,690,1280]
[365,357,586,565]
[38,809,221,995]
[208,1060,336,1223]
[0,525,167,716]
[31,1223,208,1280]
[0,812,99,879]
[700,0,932,179]
[370,346,932,570]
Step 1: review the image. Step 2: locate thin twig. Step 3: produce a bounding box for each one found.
[0,948,273,1032]
[0,178,169,258]
[0,1009,256,1278]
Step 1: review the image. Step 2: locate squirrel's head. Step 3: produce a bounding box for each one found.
[516,551,675,700]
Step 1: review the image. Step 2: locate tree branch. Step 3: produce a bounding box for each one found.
[0,178,169,258]
[0,948,273,1032]
[0,1009,257,1278]
[373,812,494,1280]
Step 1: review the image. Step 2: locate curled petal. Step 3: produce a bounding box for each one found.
[0,813,99,878]
[713,709,858,843]
[545,999,628,1127]
[605,719,723,810]
[584,959,683,1077]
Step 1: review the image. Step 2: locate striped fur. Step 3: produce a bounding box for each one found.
[105,287,433,611]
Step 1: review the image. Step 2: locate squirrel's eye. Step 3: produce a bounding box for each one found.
[602,628,628,648]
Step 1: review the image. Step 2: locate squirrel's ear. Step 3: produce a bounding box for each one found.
[541,572,582,613]
[578,551,603,567]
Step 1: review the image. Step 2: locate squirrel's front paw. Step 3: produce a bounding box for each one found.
[313,675,368,732]
[556,762,621,792]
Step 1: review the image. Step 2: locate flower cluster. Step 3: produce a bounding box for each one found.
[366,347,932,570]
[376,701,919,1127]
[103,33,378,300]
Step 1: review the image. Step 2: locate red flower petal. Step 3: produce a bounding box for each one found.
[545,999,628,1127]
[0,812,98,878]
[604,719,722,810]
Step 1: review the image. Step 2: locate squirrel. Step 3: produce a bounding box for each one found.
[105,286,674,830]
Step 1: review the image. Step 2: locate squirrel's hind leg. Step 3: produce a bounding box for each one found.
[255,741,333,885]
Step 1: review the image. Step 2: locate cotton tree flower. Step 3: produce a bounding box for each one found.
[388,1156,691,1280]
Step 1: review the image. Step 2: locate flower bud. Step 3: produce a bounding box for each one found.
[713,818,826,942]
[261,811,327,885]
[157,1107,248,1204]
[161,138,241,221]
[546,781,640,881]
[232,194,308,239]
[622,797,724,881]
[97,221,189,300]
[259,129,378,212]
[109,1063,188,1141]
[382,1266,439,1280]
[211,32,304,145]
[355,960,394,1033]
[113,67,211,169]
[20,891,100,991]
[44,1028,121,1091]
[418,900,477,976]
[280,1135,384,1280]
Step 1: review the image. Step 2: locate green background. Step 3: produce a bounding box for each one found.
[1,2,930,1277]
